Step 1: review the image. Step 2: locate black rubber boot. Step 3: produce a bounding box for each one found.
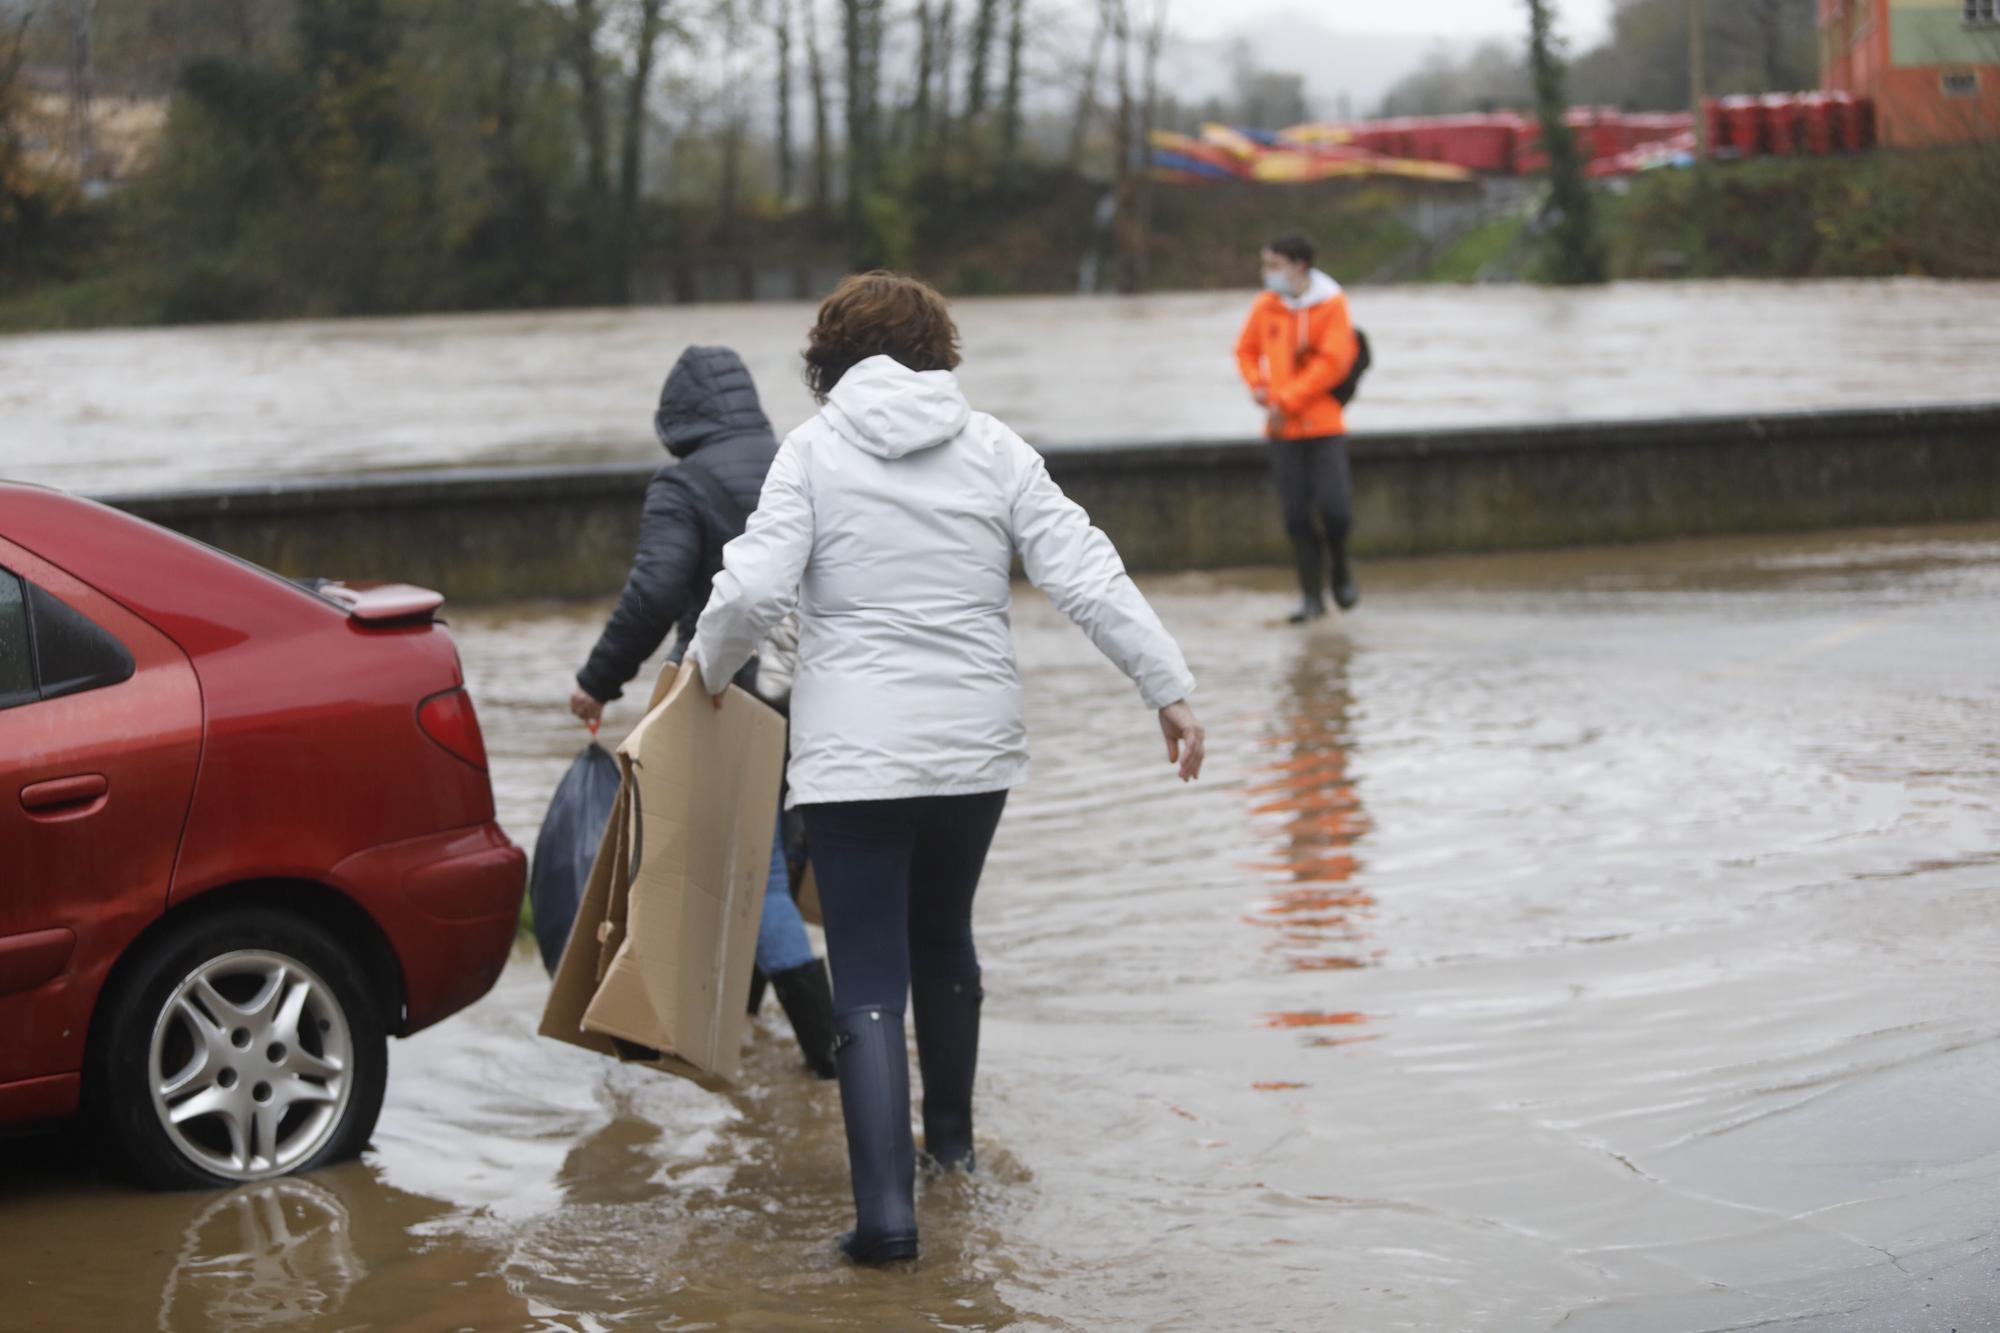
[769,958,838,1080]
[1288,540,1327,623]
[911,973,982,1172]
[1330,547,1361,611]
[833,1007,920,1264]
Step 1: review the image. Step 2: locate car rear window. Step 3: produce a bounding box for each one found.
[0,571,33,706]
[0,568,137,709]
[30,583,136,700]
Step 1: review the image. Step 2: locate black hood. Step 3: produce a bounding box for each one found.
[655,345,773,459]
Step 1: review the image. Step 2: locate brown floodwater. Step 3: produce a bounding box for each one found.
[5,524,2000,1330]
[7,279,2000,494]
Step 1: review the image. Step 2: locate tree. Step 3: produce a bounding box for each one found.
[716,0,748,224]
[1223,40,1306,128]
[932,0,955,156]
[1526,0,1606,284]
[1378,0,1814,117]
[1108,0,1137,291]
[965,0,995,118]
[1131,0,1165,284]
[2,1,84,290]
[64,0,96,181]
[1380,40,1529,117]
[912,0,934,152]
[616,0,668,297]
[773,0,794,199]
[840,0,884,202]
[803,0,831,217]
[1066,1,1106,170]
[997,0,1022,164]
[564,0,614,297]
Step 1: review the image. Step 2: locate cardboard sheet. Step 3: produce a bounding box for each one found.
[539,659,786,1090]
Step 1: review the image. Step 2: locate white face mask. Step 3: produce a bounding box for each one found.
[1262,267,1299,295]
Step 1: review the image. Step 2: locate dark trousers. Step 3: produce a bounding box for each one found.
[799,791,1010,1014]
[1269,434,1354,603]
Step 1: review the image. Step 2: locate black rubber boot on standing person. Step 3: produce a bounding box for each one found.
[833,1008,920,1264]
[1330,546,1361,612]
[1288,542,1328,623]
[911,973,982,1172]
[769,958,838,1079]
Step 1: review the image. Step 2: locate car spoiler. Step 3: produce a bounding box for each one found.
[310,580,446,625]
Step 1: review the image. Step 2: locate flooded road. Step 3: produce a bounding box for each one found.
[7,278,2000,494]
[5,524,2000,1330]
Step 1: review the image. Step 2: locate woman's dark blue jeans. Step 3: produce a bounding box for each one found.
[799,791,1010,1015]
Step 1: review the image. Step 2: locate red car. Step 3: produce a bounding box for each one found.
[0,483,525,1188]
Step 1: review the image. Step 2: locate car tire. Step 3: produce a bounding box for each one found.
[85,906,389,1191]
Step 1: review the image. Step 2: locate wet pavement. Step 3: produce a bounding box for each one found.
[7,279,2000,494]
[5,523,2000,1330]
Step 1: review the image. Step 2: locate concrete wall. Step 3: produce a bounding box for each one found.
[102,403,2000,603]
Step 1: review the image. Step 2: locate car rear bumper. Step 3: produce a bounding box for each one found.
[330,823,527,1036]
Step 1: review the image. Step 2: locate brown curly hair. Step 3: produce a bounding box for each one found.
[803,270,962,401]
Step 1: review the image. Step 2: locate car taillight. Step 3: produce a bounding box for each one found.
[418,688,489,771]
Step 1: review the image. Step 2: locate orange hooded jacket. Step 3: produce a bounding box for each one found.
[1235,271,1358,441]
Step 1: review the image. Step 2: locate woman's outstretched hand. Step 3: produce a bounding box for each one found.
[1159,700,1205,783]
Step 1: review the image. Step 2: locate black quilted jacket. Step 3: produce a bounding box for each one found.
[575,346,779,702]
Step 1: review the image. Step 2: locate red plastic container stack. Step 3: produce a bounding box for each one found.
[1761,95,1801,155]
[1253,94,1877,185]
[1437,115,1519,174]
[1721,95,1764,154]
[1799,94,1835,155]
[1842,95,1874,151]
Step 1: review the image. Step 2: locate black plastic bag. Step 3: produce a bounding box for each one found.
[529,743,621,976]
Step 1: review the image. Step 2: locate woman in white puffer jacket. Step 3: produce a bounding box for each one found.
[688,271,1204,1266]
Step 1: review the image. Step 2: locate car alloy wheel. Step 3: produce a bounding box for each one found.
[146,949,356,1182]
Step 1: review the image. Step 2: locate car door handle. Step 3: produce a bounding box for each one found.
[20,773,109,818]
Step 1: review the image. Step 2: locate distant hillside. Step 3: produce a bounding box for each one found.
[1163,21,1478,121]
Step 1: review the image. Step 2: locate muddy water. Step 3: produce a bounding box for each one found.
[7,279,2000,494]
[5,525,2000,1330]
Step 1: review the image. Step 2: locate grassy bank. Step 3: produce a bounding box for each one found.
[1417,214,1529,283]
[1605,148,2000,281]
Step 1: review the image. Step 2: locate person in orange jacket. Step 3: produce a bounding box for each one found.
[1235,232,1361,621]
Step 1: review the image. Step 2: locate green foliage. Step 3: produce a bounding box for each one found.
[857,189,920,272]
[1420,214,1527,283]
[0,265,162,333]
[1141,180,1421,290]
[0,47,99,294]
[0,134,93,293]
[904,164,1098,293]
[8,0,607,328]
[1609,151,2000,281]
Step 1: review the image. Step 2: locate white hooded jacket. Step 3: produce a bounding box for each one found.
[688,354,1196,807]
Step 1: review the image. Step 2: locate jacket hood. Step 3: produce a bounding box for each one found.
[821,355,973,460]
[656,345,774,458]
[1280,268,1343,311]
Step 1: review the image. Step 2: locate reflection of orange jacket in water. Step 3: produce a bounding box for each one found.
[1234,272,1358,441]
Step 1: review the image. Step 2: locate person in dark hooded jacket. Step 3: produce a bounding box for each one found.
[569,344,836,1079]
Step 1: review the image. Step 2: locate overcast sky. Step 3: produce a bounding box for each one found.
[1172,0,1615,48]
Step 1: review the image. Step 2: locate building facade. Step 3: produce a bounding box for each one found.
[1820,0,2000,145]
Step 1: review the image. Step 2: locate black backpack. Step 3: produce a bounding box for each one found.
[1332,328,1372,407]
